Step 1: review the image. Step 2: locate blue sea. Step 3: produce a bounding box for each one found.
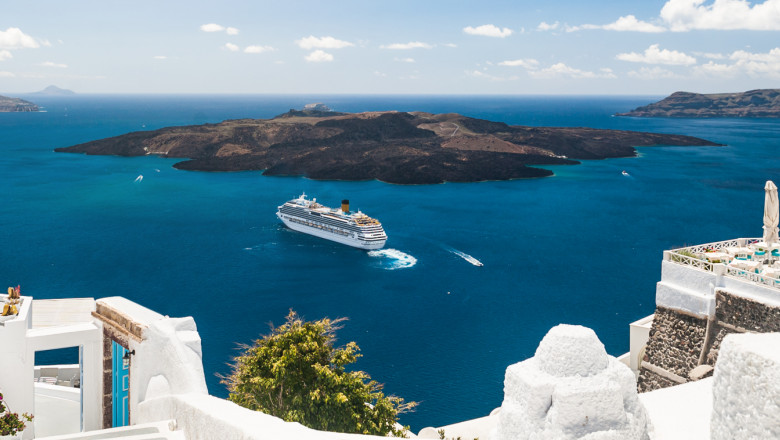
[2,95,779,430]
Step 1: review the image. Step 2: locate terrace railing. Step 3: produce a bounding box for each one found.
[666,238,779,291]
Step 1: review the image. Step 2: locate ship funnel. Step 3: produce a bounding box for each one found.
[341,199,349,213]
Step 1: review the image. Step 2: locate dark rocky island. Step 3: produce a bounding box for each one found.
[0,95,38,112]
[56,110,720,184]
[618,89,780,118]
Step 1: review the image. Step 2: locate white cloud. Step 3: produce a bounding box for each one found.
[602,15,666,32]
[537,21,560,31]
[568,15,666,32]
[616,44,696,65]
[695,61,739,76]
[694,51,725,59]
[443,43,458,48]
[296,36,353,50]
[41,61,67,68]
[153,55,167,60]
[0,27,40,49]
[200,23,225,33]
[730,47,780,62]
[660,0,780,31]
[463,24,513,38]
[0,50,11,61]
[529,62,616,79]
[224,43,239,52]
[380,41,433,50]
[305,50,334,62]
[201,24,239,35]
[374,71,387,77]
[694,47,780,78]
[498,58,540,69]
[394,57,415,63]
[244,45,274,54]
[627,66,678,79]
[0,71,13,77]
[466,69,520,81]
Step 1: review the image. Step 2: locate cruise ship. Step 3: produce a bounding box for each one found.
[276,194,387,250]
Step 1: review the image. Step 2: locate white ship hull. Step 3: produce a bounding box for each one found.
[278,214,386,250]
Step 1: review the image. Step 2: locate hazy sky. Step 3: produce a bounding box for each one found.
[1,0,779,95]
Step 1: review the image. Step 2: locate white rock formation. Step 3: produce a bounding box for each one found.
[711,332,780,440]
[494,324,649,440]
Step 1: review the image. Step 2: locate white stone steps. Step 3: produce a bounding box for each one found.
[34,420,184,440]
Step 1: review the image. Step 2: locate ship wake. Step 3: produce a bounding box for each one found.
[445,247,483,267]
[368,249,417,270]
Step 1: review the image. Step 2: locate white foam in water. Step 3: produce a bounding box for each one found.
[134,174,143,182]
[368,248,417,270]
[448,248,483,266]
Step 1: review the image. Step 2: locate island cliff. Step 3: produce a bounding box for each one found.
[0,95,38,112]
[56,110,720,184]
[618,89,780,118]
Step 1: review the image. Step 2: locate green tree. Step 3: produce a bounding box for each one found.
[222,310,416,437]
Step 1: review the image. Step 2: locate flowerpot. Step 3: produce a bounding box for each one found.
[0,433,22,440]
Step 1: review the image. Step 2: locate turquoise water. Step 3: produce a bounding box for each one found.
[2,95,779,429]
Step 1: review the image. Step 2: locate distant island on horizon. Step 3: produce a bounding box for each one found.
[30,85,76,96]
[56,108,720,184]
[618,89,780,118]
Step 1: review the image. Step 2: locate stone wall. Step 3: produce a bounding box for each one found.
[715,291,780,332]
[637,307,706,392]
[636,369,678,393]
[704,325,736,365]
[638,290,780,392]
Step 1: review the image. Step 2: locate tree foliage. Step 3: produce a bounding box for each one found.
[222,310,416,437]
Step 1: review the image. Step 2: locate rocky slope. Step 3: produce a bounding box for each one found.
[0,95,39,112]
[617,89,780,118]
[56,110,720,184]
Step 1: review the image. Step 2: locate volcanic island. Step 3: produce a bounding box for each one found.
[56,109,721,184]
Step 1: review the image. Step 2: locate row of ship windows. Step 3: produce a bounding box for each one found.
[281,208,359,230]
[282,207,383,232]
[285,216,352,237]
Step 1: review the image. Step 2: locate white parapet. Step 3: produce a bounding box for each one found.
[493,324,650,440]
[628,315,654,374]
[711,332,780,440]
[656,261,718,318]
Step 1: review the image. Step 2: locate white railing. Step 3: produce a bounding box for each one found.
[668,238,780,291]
[669,238,759,254]
[726,266,780,287]
[668,252,713,271]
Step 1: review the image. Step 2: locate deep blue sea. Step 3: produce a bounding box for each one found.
[2,95,779,430]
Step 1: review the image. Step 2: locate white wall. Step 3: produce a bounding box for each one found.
[656,261,718,317]
[629,314,653,373]
[0,297,34,439]
[0,297,102,439]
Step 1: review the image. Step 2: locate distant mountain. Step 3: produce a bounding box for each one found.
[0,95,39,112]
[31,85,75,96]
[617,89,780,118]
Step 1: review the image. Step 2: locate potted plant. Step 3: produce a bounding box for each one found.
[2,286,21,317]
[0,392,33,440]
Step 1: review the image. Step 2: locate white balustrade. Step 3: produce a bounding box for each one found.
[668,238,780,290]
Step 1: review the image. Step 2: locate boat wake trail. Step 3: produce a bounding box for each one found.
[367,249,417,270]
[445,247,483,267]
[134,174,143,183]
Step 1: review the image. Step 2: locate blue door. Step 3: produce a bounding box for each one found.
[112,341,130,427]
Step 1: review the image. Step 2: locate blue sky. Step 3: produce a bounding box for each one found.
[1,0,779,94]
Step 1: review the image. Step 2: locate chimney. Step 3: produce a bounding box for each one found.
[341,200,349,213]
